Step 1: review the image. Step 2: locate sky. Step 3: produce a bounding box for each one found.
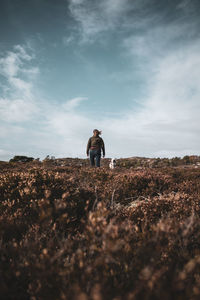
[0,0,200,160]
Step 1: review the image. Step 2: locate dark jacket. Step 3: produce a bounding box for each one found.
[86,136,105,156]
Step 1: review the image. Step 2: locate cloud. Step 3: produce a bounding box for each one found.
[0,149,12,160]
[41,97,93,157]
[62,97,87,111]
[102,38,200,158]
[1,11,200,162]
[0,44,39,98]
[0,123,25,138]
[53,18,200,158]
[68,0,200,46]
[42,38,200,159]
[0,45,35,79]
[68,0,130,42]
[176,0,198,13]
[0,45,39,122]
[53,0,200,158]
[0,98,38,122]
[13,45,33,61]
[63,35,75,46]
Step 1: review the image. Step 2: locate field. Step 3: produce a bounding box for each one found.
[0,158,200,299]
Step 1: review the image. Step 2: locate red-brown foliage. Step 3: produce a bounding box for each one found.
[0,162,200,299]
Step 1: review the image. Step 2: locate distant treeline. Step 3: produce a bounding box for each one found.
[7,154,200,168]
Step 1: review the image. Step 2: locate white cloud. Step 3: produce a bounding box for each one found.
[9,77,32,98]
[49,20,200,159]
[1,32,200,160]
[68,0,130,42]
[0,45,34,78]
[40,42,200,158]
[0,52,20,77]
[0,45,38,98]
[0,149,12,159]
[53,1,200,158]
[103,0,127,15]
[39,98,89,149]
[176,0,197,13]
[0,124,25,138]
[62,97,87,111]
[63,35,74,46]
[101,38,200,158]
[0,45,39,123]
[13,45,32,61]
[0,98,38,122]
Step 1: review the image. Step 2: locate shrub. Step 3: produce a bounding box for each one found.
[9,155,34,163]
[0,163,200,299]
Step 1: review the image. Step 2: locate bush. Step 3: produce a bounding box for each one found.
[9,155,34,163]
[0,163,200,299]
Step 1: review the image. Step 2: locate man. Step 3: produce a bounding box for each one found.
[86,129,105,167]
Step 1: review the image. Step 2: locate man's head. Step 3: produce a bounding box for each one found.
[93,129,101,137]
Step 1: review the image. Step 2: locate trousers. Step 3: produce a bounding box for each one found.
[89,149,101,167]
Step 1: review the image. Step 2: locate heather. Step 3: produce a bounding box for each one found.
[0,159,200,299]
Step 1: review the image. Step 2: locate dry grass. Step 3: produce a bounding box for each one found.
[0,162,200,299]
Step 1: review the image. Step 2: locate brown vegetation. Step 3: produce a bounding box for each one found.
[0,159,200,299]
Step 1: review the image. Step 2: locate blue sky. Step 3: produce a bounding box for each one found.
[0,0,200,160]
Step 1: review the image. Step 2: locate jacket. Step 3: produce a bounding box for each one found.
[86,136,105,156]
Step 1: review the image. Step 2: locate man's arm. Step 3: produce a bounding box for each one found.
[86,138,91,156]
[101,139,105,157]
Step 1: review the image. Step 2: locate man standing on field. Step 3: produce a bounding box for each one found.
[86,129,105,167]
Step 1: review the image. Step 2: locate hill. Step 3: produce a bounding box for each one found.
[0,157,200,299]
